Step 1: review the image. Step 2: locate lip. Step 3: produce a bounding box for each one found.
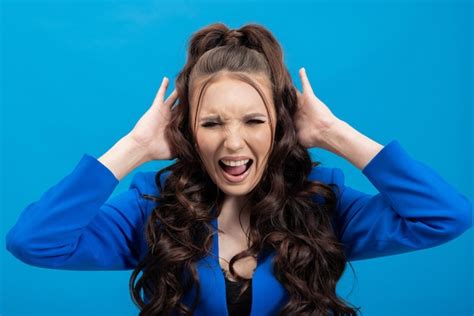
[219,156,252,161]
[218,159,253,183]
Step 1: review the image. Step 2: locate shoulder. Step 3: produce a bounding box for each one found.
[124,167,173,224]
[308,165,333,183]
[308,164,345,188]
[307,164,347,207]
[129,167,173,196]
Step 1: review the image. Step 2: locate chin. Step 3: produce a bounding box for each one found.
[219,186,251,197]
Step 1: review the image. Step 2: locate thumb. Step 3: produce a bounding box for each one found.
[152,77,169,108]
[299,67,314,95]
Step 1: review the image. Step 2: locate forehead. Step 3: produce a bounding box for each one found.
[195,76,272,117]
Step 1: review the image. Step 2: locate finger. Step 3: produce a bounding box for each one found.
[164,89,178,108]
[295,88,302,98]
[295,88,304,107]
[152,77,169,106]
[299,67,314,95]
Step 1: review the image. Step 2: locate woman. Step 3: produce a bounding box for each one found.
[6,22,472,316]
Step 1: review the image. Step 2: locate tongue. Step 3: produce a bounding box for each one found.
[222,163,247,176]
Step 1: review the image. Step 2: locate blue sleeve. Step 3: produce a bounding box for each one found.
[331,139,472,261]
[5,154,154,270]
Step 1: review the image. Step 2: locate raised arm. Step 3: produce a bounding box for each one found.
[5,153,158,270]
[6,76,178,270]
[323,140,472,261]
[295,67,471,261]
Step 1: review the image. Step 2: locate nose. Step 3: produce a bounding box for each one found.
[223,125,245,151]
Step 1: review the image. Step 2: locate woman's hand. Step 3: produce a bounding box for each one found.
[293,67,340,150]
[127,77,178,161]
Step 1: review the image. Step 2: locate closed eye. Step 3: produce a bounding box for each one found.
[201,120,265,128]
[201,122,219,128]
[248,119,265,125]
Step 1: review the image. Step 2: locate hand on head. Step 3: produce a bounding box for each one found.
[128,77,178,161]
[293,67,340,149]
[128,67,340,163]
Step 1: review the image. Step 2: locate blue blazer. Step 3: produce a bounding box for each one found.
[5,140,472,315]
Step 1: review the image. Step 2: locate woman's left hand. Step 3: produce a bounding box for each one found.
[293,67,340,149]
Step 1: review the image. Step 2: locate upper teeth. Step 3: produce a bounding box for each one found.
[220,159,250,166]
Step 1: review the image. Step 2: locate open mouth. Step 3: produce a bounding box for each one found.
[218,159,253,180]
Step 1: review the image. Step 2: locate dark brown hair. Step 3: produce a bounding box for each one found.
[129,22,361,316]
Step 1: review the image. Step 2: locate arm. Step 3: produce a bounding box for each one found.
[295,68,471,260]
[5,146,157,270]
[98,135,150,181]
[328,140,472,261]
[6,76,178,270]
[320,119,384,170]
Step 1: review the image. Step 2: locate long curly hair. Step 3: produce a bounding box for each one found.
[129,22,361,316]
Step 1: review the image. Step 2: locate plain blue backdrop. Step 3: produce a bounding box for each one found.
[1,0,472,315]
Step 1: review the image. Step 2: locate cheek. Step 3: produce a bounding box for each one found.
[196,132,219,159]
[250,127,272,147]
[251,127,273,169]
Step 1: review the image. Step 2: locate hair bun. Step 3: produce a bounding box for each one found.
[223,29,245,46]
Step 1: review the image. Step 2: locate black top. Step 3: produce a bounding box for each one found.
[221,268,252,316]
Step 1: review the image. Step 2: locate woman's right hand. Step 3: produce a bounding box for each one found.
[127,77,178,161]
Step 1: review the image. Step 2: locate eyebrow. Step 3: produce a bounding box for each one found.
[199,112,267,122]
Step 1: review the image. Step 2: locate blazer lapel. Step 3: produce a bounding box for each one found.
[182,208,289,315]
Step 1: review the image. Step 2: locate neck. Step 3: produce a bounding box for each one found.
[217,195,250,234]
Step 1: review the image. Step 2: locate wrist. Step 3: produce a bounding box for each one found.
[98,135,150,181]
[320,119,384,170]
[122,134,152,161]
[320,119,352,152]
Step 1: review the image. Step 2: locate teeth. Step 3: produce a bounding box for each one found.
[220,159,250,167]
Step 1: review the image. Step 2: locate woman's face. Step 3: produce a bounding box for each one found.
[190,74,276,197]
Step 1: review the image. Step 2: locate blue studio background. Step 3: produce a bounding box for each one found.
[1,0,472,315]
